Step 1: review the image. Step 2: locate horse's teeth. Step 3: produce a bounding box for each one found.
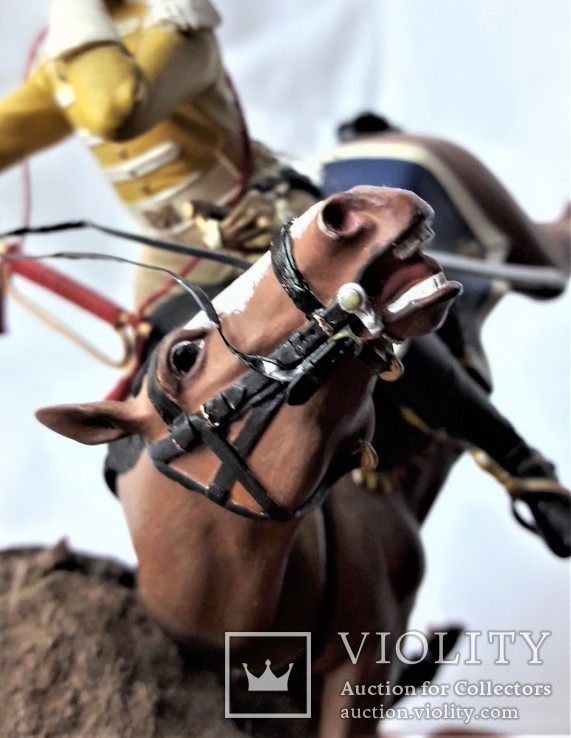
[394,223,434,260]
[386,272,447,314]
[394,238,419,260]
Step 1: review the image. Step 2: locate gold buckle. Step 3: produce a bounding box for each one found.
[200,404,220,428]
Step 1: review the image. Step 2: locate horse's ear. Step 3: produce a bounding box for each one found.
[36,401,144,445]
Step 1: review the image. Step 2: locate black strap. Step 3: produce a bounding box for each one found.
[0,219,252,271]
[0,247,298,380]
[149,401,294,521]
[145,299,366,520]
[270,223,323,317]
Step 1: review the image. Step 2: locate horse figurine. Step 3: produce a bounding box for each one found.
[35,185,461,737]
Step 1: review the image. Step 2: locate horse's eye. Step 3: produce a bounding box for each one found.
[169,340,201,374]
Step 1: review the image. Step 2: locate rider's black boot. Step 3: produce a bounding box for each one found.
[474,447,571,558]
[518,493,571,558]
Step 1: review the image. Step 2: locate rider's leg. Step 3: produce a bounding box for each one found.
[384,333,570,557]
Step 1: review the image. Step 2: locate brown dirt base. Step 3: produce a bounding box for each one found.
[0,540,316,738]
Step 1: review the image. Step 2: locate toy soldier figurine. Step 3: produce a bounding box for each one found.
[1,4,568,558]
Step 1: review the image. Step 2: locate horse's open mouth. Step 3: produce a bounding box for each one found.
[361,216,462,341]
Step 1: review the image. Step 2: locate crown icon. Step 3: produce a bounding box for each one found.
[242,659,294,692]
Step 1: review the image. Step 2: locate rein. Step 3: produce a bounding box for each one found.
[144,223,394,522]
[0,219,251,271]
[0,219,252,366]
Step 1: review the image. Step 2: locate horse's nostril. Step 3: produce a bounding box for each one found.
[319,196,362,239]
[170,341,201,373]
[322,199,347,232]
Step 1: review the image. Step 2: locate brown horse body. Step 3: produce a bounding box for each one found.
[36,185,462,737]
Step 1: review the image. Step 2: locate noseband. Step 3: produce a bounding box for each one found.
[145,223,394,521]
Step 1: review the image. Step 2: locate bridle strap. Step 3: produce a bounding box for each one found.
[141,215,408,520]
[0,219,252,272]
[149,406,293,521]
[0,247,287,379]
[270,222,323,317]
[143,224,384,521]
[0,219,253,366]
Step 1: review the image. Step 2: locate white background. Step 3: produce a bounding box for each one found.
[0,1,569,735]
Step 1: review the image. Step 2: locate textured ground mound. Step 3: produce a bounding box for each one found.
[0,541,313,738]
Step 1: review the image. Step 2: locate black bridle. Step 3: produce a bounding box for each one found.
[144,223,394,521]
[1,218,393,522]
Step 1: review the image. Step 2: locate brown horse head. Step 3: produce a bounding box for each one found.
[36,186,460,520]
